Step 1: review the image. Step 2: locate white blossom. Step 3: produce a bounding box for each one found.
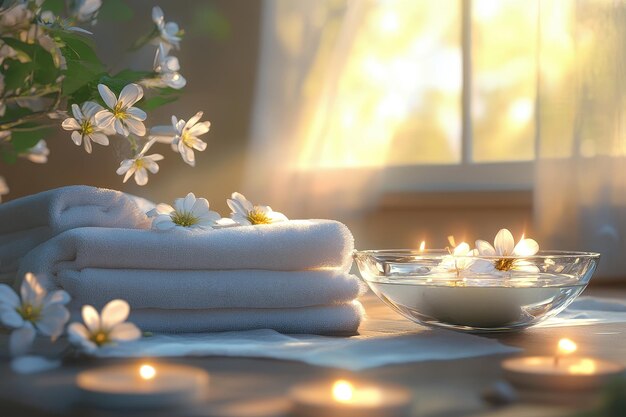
[151,111,210,166]
[147,192,221,230]
[436,242,477,273]
[0,273,70,356]
[472,229,540,273]
[95,83,147,137]
[61,102,112,154]
[116,139,163,186]
[21,139,49,163]
[142,43,186,90]
[68,299,141,353]
[72,0,102,23]
[151,6,182,52]
[0,2,34,32]
[227,192,288,226]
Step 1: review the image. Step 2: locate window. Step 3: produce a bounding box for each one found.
[292,0,559,191]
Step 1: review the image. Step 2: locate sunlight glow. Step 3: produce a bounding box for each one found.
[332,380,354,402]
[139,364,156,380]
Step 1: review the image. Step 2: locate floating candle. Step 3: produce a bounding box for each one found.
[76,362,209,408]
[291,379,412,417]
[503,339,625,391]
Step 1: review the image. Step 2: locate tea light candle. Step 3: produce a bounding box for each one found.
[76,362,209,408]
[503,338,625,391]
[290,379,412,417]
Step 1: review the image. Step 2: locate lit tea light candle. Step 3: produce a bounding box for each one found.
[290,379,412,417]
[76,362,209,408]
[502,338,625,391]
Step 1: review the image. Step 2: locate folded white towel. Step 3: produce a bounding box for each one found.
[0,186,151,284]
[122,302,364,335]
[59,269,364,310]
[19,220,354,276]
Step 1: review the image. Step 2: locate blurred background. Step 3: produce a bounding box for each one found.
[3,0,626,281]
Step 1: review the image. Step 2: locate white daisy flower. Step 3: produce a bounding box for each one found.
[95,83,147,137]
[0,176,8,203]
[151,6,182,52]
[0,273,70,356]
[150,111,210,167]
[68,299,141,353]
[116,139,164,186]
[142,43,186,90]
[72,0,102,23]
[227,192,288,226]
[61,102,113,154]
[436,242,477,273]
[21,139,49,164]
[472,229,540,273]
[147,192,221,230]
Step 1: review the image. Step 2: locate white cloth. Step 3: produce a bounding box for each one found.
[18,220,354,276]
[60,269,364,310]
[89,296,626,370]
[91,328,520,371]
[0,186,151,285]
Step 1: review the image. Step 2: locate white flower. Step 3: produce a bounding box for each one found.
[151,6,182,52]
[472,229,540,273]
[0,273,70,356]
[147,192,221,230]
[436,242,477,273]
[95,83,147,137]
[142,43,186,90]
[150,111,210,166]
[0,176,8,203]
[72,0,102,23]
[21,139,48,164]
[227,192,288,226]
[68,299,141,353]
[116,139,164,186]
[61,102,112,153]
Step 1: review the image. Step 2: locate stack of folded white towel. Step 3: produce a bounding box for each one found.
[0,186,151,285]
[10,187,364,335]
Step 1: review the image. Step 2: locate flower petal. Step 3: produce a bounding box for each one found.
[124,118,146,136]
[494,229,515,256]
[0,284,20,308]
[108,322,141,342]
[0,306,24,328]
[101,299,130,330]
[118,83,143,108]
[9,324,36,356]
[97,84,117,109]
[21,273,45,308]
[82,304,100,333]
[43,290,70,306]
[61,117,81,131]
[114,118,129,137]
[70,103,82,121]
[513,238,539,257]
[187,121,210,137]
[475,240,496,256]
[134,167,148,186]
[185,111,203,129]
[127,106,147,121]
[88,132,109,146]
[36,304,70,338]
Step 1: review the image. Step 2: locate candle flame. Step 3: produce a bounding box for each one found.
[568,359,597,375]
[332,380,354,402]
[419,241,426,252]
[139,364,156,380]
[558,338,577,355]
[447,235,456,248]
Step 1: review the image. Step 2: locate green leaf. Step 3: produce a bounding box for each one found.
[54,31,106,96]
[1,37,59,86]
[10,123,51,153]
[41,0,65,14]
[190,4,231,40]
[2,59,33,91]
[139,94,180,111]
[98,0,134,22]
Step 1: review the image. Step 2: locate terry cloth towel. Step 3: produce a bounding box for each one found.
[0,186,151,285]
[89,302,364,335]
[18,221,361,334]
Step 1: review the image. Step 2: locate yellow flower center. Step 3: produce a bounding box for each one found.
[17,304,41,322]
[90,330,110,346]
[81,120,94,135]
[495,258,516,271]
[170,210,199,227]
[113,103,127,119]
[247,208,271,225]
[181,131,194,147]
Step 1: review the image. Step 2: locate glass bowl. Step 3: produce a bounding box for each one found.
[354,250,600,333]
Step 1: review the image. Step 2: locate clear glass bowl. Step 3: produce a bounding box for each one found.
[354,250,600,333]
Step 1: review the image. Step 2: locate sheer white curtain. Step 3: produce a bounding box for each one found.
[535,0,626,280]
